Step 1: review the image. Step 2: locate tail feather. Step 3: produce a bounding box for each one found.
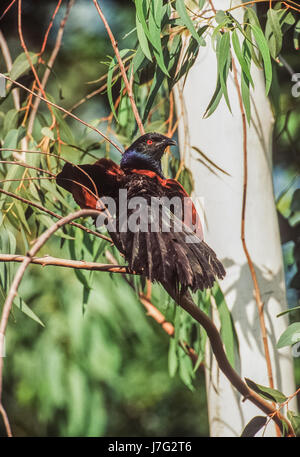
[114,204,225,292]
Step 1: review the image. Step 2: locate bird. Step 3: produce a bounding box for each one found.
[56,132,225,293]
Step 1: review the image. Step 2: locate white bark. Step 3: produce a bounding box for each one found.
[175,0,296,437]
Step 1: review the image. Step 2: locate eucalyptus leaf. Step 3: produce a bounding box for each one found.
[245,378,287,403]
[277,322,300,349]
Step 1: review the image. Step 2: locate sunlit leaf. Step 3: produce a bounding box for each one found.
[175,0,206,47]
[277,322,300,348]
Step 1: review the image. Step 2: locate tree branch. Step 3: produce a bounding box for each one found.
[163,284,295,437]
[0,254,128,274]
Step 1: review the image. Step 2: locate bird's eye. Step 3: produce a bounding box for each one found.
[147,139,153,145]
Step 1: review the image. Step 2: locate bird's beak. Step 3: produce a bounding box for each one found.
[166,138,177,146]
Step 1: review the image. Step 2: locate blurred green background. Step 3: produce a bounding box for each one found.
[0,0,299,436]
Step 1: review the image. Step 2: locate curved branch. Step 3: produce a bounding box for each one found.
[162,284,295,437]
[0,254,128,274]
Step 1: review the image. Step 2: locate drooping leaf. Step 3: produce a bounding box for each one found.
[245,378,287,403]
[287,411,300,436]
[241,39,252,124]
[148,0,169,76]
[277,305,300,318]
[14,296,45,327]
[231,30,254,87]
[203,75,223,118]
[277,322,300,349]
[265,8,283,59]
[10,52,38,81]
[175,0,206,47]
[136,12,152,61]
[241,416,267,437]
[216,32,232,112]
[251,24,273,94]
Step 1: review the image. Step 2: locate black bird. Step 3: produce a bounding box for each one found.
[56,132,225,292]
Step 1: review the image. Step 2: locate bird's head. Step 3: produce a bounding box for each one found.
[120,132,176,177]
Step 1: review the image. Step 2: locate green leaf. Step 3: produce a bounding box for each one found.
[287,411,300,436]
[203,76,222,118]
[10,52,38,81]
[216,32,232,112]
[294,20,300,50]
[251,24,272,94]
[107,49,131,122]
[3,109,19,136]
[212,283,236,368]
[241,40,251,124]
[245,378,287,403]
[266,8,283,59]
[277,322,300,349]
[15,201,31,234]
[241,416,267,437]
[142,67,165,123]
[14,296,45,327]
[215,10,227,25]
[148,0,169,76]
[41,127,55,140]
[231,31,254,87]
[175,0,206,47]
[136,12,152,61]
[135,0,150,41]
[277,305,300,318]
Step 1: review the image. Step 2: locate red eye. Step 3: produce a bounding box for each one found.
[147,139,153,145]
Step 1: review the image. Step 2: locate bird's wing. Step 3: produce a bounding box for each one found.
[56,159,123,209]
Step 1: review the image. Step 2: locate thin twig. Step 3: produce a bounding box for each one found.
[39,0,62,56]
[0,161,55,177]
[0,188,112,243]
[0,254,129,273]
[0,73,123,154]
[27,0,74,136]
[231,58,275,391]
[18,0,55,125]
[0,0,17,21]
[231,57,281,437]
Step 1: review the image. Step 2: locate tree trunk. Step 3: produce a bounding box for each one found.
[175,0,296,437]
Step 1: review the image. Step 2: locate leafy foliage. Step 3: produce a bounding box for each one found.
[0,0,299,436]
